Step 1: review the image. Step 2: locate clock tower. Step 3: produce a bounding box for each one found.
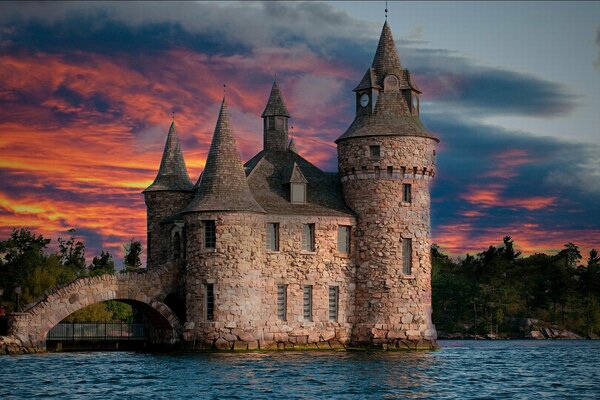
[337,21,438,348]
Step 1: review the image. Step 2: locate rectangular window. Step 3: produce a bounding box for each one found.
[266,223,279,251]
[291,183,306,204]
[268,116,275,129]
[302,223,315,252]
[203,220,216,250]
[205,283,214,321]
[369,145,380,159]
[329,286,339,322]
[387,166,393,178]
[403,184,412,203]
[402,238,412,275]
[277,284,287,321]
[303,285,313,321]
[337,226,351,254]
[375,166,380,178]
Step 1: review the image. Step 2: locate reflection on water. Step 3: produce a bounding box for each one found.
[0,340,599,399]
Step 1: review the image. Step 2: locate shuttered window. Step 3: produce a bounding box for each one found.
[402,238,412,275]
[337,226,350,254]
[203,220,216,250]
[302,224,315,252]
[329,286,339,322]
[277,284,287,321]
[303,285,313,321]
[266,223,279,251]
[205,284,214,321]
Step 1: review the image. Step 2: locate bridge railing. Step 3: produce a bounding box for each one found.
[47,322,149,341]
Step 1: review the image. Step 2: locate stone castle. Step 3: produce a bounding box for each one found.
[143,21,439,350]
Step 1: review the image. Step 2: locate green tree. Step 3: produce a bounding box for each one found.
[89,251,115,277]
[57,228,86,274]
[123,239,142,271]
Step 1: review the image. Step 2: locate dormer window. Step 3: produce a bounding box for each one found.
[291,183,306,204]
[383,75,399,92]
[288,162,308,204]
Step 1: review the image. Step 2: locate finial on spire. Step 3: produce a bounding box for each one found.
[223,84,227,95]
[172,110,175,121]
[385,1,388,19]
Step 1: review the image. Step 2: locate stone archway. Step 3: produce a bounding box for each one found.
[7,265,182,348]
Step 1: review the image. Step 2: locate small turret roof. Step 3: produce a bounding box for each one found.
[143,121,194,193]
[261,80,290,118]
[371,20,403,85]
[185,98,264,213]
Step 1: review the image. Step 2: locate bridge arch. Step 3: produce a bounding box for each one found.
[8,266,182,348]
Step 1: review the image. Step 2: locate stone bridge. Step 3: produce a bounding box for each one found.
[5,264,183,349]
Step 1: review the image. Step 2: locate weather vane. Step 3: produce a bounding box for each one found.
[385,1,388,19]
[223,84,227,95]
[172,110,175,121]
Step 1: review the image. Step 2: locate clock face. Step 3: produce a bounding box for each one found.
[359,93,369,108]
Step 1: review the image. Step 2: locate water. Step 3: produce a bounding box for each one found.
[1,340,599,399]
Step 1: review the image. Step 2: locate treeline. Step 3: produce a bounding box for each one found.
[432,237,600,337]
[0,228,143,320]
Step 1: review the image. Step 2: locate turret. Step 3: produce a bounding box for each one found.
[143,120,194,268]
[336,21,438,348]
[261,80,290,152]
[183,98,265,337]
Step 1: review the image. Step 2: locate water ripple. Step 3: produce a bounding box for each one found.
[0,341,599,399]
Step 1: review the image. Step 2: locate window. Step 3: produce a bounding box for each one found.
[402,238,412,275]
[268,116,275,129]
[403,184,412,203]
[337,226,351,254]
[375,166,380,178]
[266,223,279,251]
[329,286,339,322]
[303,285,313,321]
[205,283,214,321]
[275,117,283,129]
[277,284,287,321]
[172,231,181,260]
[302,224,315,252]
[387,166,393,178]
[291,183,306,204]
[203,220,216,250]
[369,145,380,159]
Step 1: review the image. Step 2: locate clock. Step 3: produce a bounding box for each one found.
[359,93,369,108]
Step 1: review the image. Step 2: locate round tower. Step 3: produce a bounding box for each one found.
[336,21,438,348]
[143,120,194,268]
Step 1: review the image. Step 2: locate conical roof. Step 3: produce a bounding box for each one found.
[336,21,438,143]
[371,20,403,86]
[261,80,290,117]
[185,98,264,213]
[144,121,194,192]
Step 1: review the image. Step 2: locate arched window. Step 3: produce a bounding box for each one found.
[384,75,399,92]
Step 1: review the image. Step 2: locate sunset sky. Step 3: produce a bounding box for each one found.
[1,1,599,266]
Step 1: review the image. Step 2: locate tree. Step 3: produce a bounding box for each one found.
[123,239,142,271]
[57,228,86,273]
[89,251,115,277]
[588,249,600,268]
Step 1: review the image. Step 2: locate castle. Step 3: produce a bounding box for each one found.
[143,21,439,350]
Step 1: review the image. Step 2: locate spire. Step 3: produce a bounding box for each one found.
[144,120,193,192]
[261,80,290,117]
[186,98,264,213]
[288,137,298,153]
[371,20,403,84]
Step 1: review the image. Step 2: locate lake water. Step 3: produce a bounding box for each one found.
[1,340,599,399]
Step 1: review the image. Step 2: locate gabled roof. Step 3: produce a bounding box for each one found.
[261,80,290,117]
[244,150,354,217]
[288,162,308,184]
[144,121,194,193]
[185,98,264,213]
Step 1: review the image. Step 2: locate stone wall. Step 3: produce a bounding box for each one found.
[338,135,438,348]
[182,211,357,350]
[145,190,194,268]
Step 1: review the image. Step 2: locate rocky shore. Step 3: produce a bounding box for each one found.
[0,335,45,355]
